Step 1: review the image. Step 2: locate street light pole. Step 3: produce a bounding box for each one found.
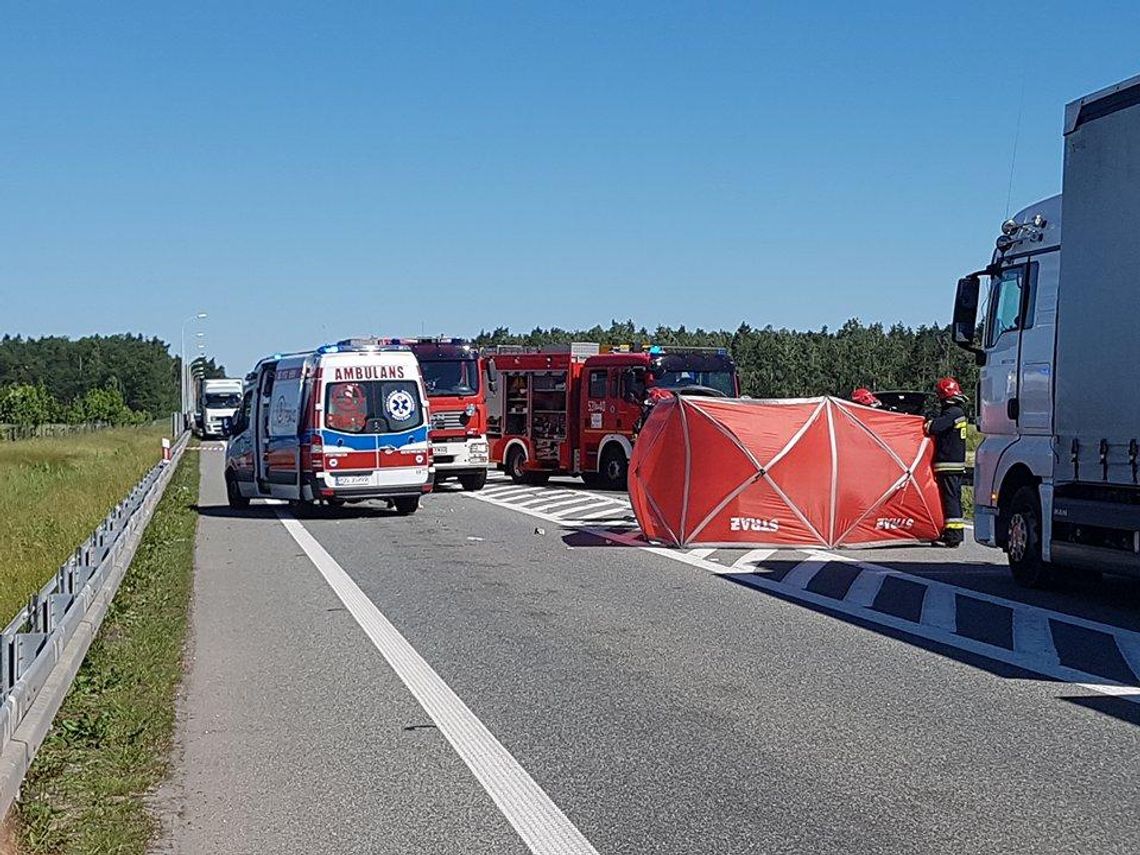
[180,312,207,422]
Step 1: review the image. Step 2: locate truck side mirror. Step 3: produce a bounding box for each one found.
[952,275,986,366]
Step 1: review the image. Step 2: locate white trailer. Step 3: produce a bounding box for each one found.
[953,73,1140,586]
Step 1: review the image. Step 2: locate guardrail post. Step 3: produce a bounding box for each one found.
[1,633,12,697]
[12,633,47,680]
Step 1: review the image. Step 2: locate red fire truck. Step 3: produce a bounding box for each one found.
[387,337,490,491]
[485,343,739,488]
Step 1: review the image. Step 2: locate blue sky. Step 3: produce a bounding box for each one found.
[2,1,1139,375]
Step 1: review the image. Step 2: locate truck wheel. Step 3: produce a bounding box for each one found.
[506,447,528,484]
[599,445,629,491]
[394,496,420,515]
[225,473,250,509]
[1007,486,1051,588]
[459,471,487,492]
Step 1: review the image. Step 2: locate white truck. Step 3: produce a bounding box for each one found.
[952,73,1140,586]
[197,378,245,439]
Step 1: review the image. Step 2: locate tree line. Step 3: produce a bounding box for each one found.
[0,334,226,426]
[1,320,975,426]
[473,319,978,408]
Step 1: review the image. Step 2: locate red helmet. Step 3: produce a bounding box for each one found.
[935,377,963,401]
[851,388,881,408]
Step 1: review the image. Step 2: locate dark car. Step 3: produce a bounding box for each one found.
[872,390,931,417]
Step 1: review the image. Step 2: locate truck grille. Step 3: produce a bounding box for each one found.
[432,411,465,430]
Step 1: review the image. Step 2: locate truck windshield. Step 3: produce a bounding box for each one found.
[421,360,481,397]
[652,370,736,396]
[203,393,241,408]
[324,380,424,434]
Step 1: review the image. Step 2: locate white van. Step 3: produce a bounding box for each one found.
[223,340,433,513]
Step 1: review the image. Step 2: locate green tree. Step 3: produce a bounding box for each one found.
[67,385,145,426]
[0,383,60,426]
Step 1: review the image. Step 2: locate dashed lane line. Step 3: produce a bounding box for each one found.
[466,488,1140,705]
[278,513,600,855]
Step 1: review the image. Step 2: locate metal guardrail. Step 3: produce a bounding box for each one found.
[0,431,190,819]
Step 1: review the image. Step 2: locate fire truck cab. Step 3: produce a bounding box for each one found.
[486,343,738,489]
[390,337,490,491]
[222,339,433,514]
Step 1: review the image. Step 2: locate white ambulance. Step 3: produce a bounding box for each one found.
[222,339,433,513]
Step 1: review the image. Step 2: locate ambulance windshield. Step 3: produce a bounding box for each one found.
[324,380,424,434]
[421,360,480,397]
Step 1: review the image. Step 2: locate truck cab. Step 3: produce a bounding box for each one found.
[578,346,739,486]
[952,196,1060,585]
[486,343,739,490]
[396,338,490,492]
[952,72,1140,586]
[198,378,245,439]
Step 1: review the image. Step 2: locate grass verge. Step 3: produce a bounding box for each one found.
[0,426,167,626]
[13,449,199,855]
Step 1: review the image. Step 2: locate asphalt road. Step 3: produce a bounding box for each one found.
[155,452,1140,854]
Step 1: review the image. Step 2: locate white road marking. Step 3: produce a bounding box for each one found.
[278,514,600,855]
[843,568,887,609]
[730,549,776,570]
[1012,609,1062,669]
[781,559,826,590]
[529,499,600,515]
[483,486,546,500]
[514,491,584,508]
[568,506,634,522]
[919,585,957,633]
[1117,638,1140,683]
[464,491,1140,705]
[686,548,716,560]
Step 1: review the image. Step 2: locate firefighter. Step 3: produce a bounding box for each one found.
[925,377,969,547]
[851,388,882,408]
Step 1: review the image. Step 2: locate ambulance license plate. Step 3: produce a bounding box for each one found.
[336,475,371,487]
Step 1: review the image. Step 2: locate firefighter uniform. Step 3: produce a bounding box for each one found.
[926,402,968,546]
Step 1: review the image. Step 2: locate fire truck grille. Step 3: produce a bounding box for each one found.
[432,411,465,430]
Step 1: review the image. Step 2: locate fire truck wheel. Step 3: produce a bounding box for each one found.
[394,496,420,515]
[459,471,487,491]
[600,446,629,491]
[225,472,250,509]
[506,447,528,484]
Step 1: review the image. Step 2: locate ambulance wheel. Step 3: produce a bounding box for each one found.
[459,471,487,492]
[225,473,250,509]
[506,447,528,484]
[599,446,629,491]
[325,497,346,508]
[394,497,420,515]
[1007,486,1051,588]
